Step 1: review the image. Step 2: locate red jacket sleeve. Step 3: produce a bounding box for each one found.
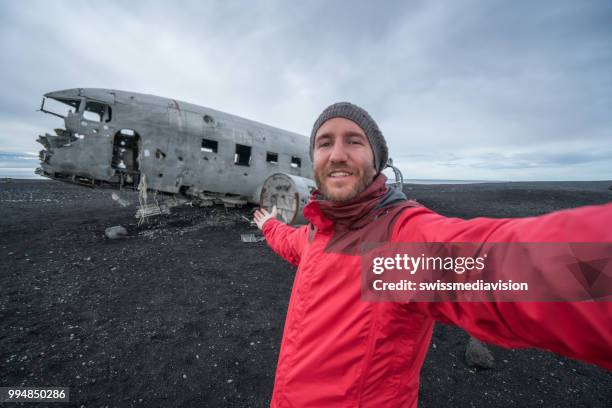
[392,202,612,369]
[262,218,309,266]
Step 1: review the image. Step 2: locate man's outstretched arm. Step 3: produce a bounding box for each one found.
[254,207,309,266]
[392,202,612,369]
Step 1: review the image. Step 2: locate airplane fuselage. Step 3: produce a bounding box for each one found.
[37,88,313,204]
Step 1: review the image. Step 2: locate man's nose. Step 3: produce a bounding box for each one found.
[329,141,349,163]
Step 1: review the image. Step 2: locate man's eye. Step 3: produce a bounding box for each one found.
[318,142,331,148]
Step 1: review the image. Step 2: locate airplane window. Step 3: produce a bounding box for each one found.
[201,138,218,153]
[83,101,108,122]
[234,144,251,166]
[83,111,100,122]
[266,152,278,164]
[291,156,302,168]
[42,98,80,118]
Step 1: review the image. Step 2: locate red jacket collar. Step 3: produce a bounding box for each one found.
[304,174,389,231]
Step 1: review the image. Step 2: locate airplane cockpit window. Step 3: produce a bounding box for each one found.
[291,156,302,168]
[266,152,279,164]
[83,101,112,123]
[42,98,81,117]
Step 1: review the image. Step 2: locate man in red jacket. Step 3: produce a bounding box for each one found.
[254,102,611,407]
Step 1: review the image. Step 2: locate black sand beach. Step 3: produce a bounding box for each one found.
[1,179,611,407]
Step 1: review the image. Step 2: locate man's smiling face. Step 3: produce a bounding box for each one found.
[313,117,377,202]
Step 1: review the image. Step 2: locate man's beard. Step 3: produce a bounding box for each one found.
[314,166,376,202]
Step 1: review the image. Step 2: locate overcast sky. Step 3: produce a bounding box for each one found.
[1,0,611,180]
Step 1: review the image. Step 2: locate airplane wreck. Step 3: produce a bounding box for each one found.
[36,88,402,223]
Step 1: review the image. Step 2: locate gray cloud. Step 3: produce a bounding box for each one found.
[0,0,610,180]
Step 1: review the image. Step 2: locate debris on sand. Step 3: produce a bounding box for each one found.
[111,192,131,207]
[240,215,256,225]
[105,225,128,239]
[240,233,265,243]
[465,337,495,369]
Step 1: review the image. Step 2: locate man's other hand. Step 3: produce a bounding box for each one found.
[254,206,278,230]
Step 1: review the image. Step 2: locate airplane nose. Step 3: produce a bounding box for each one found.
[44,89,80,99]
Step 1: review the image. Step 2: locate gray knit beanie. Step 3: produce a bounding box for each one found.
[309,102,388,173]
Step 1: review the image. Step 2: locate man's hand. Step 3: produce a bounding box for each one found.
[253,206,278,230]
